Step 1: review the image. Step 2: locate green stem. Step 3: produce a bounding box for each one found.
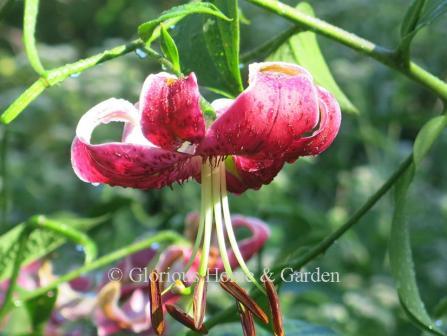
[23,0,45,75]
[240,25,300,63]
[29,215,97,264]
[245,0,447,102]
[17,231,183,304]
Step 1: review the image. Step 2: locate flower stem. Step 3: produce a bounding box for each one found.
[198,162,213,277]
[212,162,233,278]
[220,164,264,293]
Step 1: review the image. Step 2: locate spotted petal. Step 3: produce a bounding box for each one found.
[225,156,285,194]
[71,98,200,189]
[199,62,320,159]
[140,72,205,151]
[284,86,341,162]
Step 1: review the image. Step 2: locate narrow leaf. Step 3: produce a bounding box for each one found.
[413,115,447,166]
[138,3,230,41]
[401,0,427,38]
[389,114,447,335]
[268,2,358,114]
[160,24,181,74]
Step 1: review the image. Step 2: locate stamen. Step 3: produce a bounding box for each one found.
[219,163,265,292]
[184,163,208,272]
[165,304,208,334]
[149,270,165,336]
[193,275,207,329]
[198,162,213,277]
[212,159,233,277]
[219,275,269,324]
[238,302,256,336]
[262,276,284,336]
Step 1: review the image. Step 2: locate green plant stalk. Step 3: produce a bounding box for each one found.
[245,0,447,102]
[240,25,300,63]
[15,231,184,307]
[23,0,45,75]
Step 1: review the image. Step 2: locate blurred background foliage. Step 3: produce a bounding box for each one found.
[0,0,447,335]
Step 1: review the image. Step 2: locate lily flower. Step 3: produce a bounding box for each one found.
[71,61,341,333]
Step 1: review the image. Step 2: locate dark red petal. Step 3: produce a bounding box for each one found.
[215,215,270,271]
[140,73,205,151]
[198,62,319,159]
[71,98,200,189]
[72,139,200,189]
[225,156,285,193]
[284,87,341,162]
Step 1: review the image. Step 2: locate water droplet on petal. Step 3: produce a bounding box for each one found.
[135,48,148,59]
[91,182,100,187]
[70,72,81,78]
[76,244,84,252]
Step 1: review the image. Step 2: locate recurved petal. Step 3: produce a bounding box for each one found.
[284,87,341,162]
[224,156,285,194]
[140,72,205,151]
[71,98,200,189]
[198,62,319,159]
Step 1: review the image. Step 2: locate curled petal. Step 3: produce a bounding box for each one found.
[225,156,284,194]
[140,73,205,151]
[71,98,201,189]
[215,215,270,271]
[284,87,341,162]
[199,62,319,159]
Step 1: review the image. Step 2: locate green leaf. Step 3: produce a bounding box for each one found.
[160,24,181,74]
[173,0,243,96]
[389,115,447,335]
[0,214,107,281]
[268,2,358,114]
[413,115,447,166]
[401,0,427,38]
[25,289,58,333]
[399,0,447,59]
[138,3,231,42]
